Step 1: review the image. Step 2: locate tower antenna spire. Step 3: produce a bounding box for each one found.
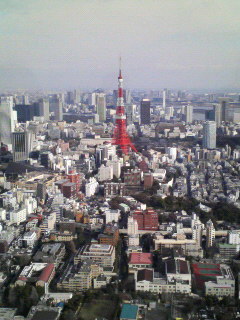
[112,58,137,155]
[119,56,122,78]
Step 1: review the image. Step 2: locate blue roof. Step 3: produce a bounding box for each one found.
[120,304,138,320]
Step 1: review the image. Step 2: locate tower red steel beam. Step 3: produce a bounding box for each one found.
[112,61,137,155]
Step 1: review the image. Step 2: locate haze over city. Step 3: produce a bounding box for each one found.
[1,0,240,90]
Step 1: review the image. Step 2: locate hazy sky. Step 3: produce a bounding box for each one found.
[0,0,240,90]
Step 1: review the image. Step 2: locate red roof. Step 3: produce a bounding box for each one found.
[38,263,55,283]
[129,253,153,265]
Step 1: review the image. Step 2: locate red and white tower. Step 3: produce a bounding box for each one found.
[112,61,137,155]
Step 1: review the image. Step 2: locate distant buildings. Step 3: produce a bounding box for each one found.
[202,121,216,149]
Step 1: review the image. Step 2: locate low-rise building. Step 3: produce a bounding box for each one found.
[129,253,153,273]
[74,244,115,267]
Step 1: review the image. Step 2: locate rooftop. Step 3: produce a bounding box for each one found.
[129,253,153,265]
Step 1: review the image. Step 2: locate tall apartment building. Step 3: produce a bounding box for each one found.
[132,209,158,231]
[124,169,141,186]
[184,105,193,123]
[206,219,215,248]
[51,94,63,121]
[38,98,50,121]
[202,121,216,149]
[96,93,106,122]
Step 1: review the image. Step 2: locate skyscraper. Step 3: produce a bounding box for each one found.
[202,121,216,149]
[11,130,33,162]
[184,105,193,123]
[219,98,229,122]
[0,96,17,145]
[14,104,35,122]
[213,104,222,127]
[39,98,49,121]
[140,99,151,124]
[162,89,166,110]
[52,95,63,121]
[96,93,106,122]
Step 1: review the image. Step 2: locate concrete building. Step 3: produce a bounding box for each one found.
[132,209,158,231]
[203,121,216,149]
[140,99,151,124]
[96,93,106,122]
[184,105,193,123]
[75,244,115,267]
[38,98,50,121]
[124,169,141,186]
[0,96,17,145]
[128,216,139,235]
[52,94,63,121]
[85,178,99,197]
[105,209,120,224]
[11,130,33,162]
[98,165,113,182]
[135,258,191,295]
[9,207,27,225]
[206,219,215,248]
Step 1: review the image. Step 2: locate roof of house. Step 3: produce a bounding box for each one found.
[129,253,153,265]
[166,259,189,274]
[38,263,55,283]
[120,304,138,320]
[137,269,153,282]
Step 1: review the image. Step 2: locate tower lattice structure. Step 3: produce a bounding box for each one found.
[112,65,137,155]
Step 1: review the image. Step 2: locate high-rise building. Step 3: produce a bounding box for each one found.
[206,219,215,248]
[0,97,17,145]
[96,93,106,122]
[39,98,49,121]
[74,89,81,104]
[140,99,151,124]
[213,104,222,127]
[219,98,230,122]
[11,130,33,162]
[22,95,30,105]
[52,95,63,121]
[162,89,166,110]
[184,105,193,123]
[126,104,134,125]
[14,104,35,122]
[202,121,216,149]
[66,91,74,104]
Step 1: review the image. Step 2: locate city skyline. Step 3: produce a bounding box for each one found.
[0,0,240,90]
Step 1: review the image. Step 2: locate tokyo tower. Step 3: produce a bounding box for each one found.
[112,60,137,155]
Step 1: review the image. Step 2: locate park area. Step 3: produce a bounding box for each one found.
[78,295,119,320]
